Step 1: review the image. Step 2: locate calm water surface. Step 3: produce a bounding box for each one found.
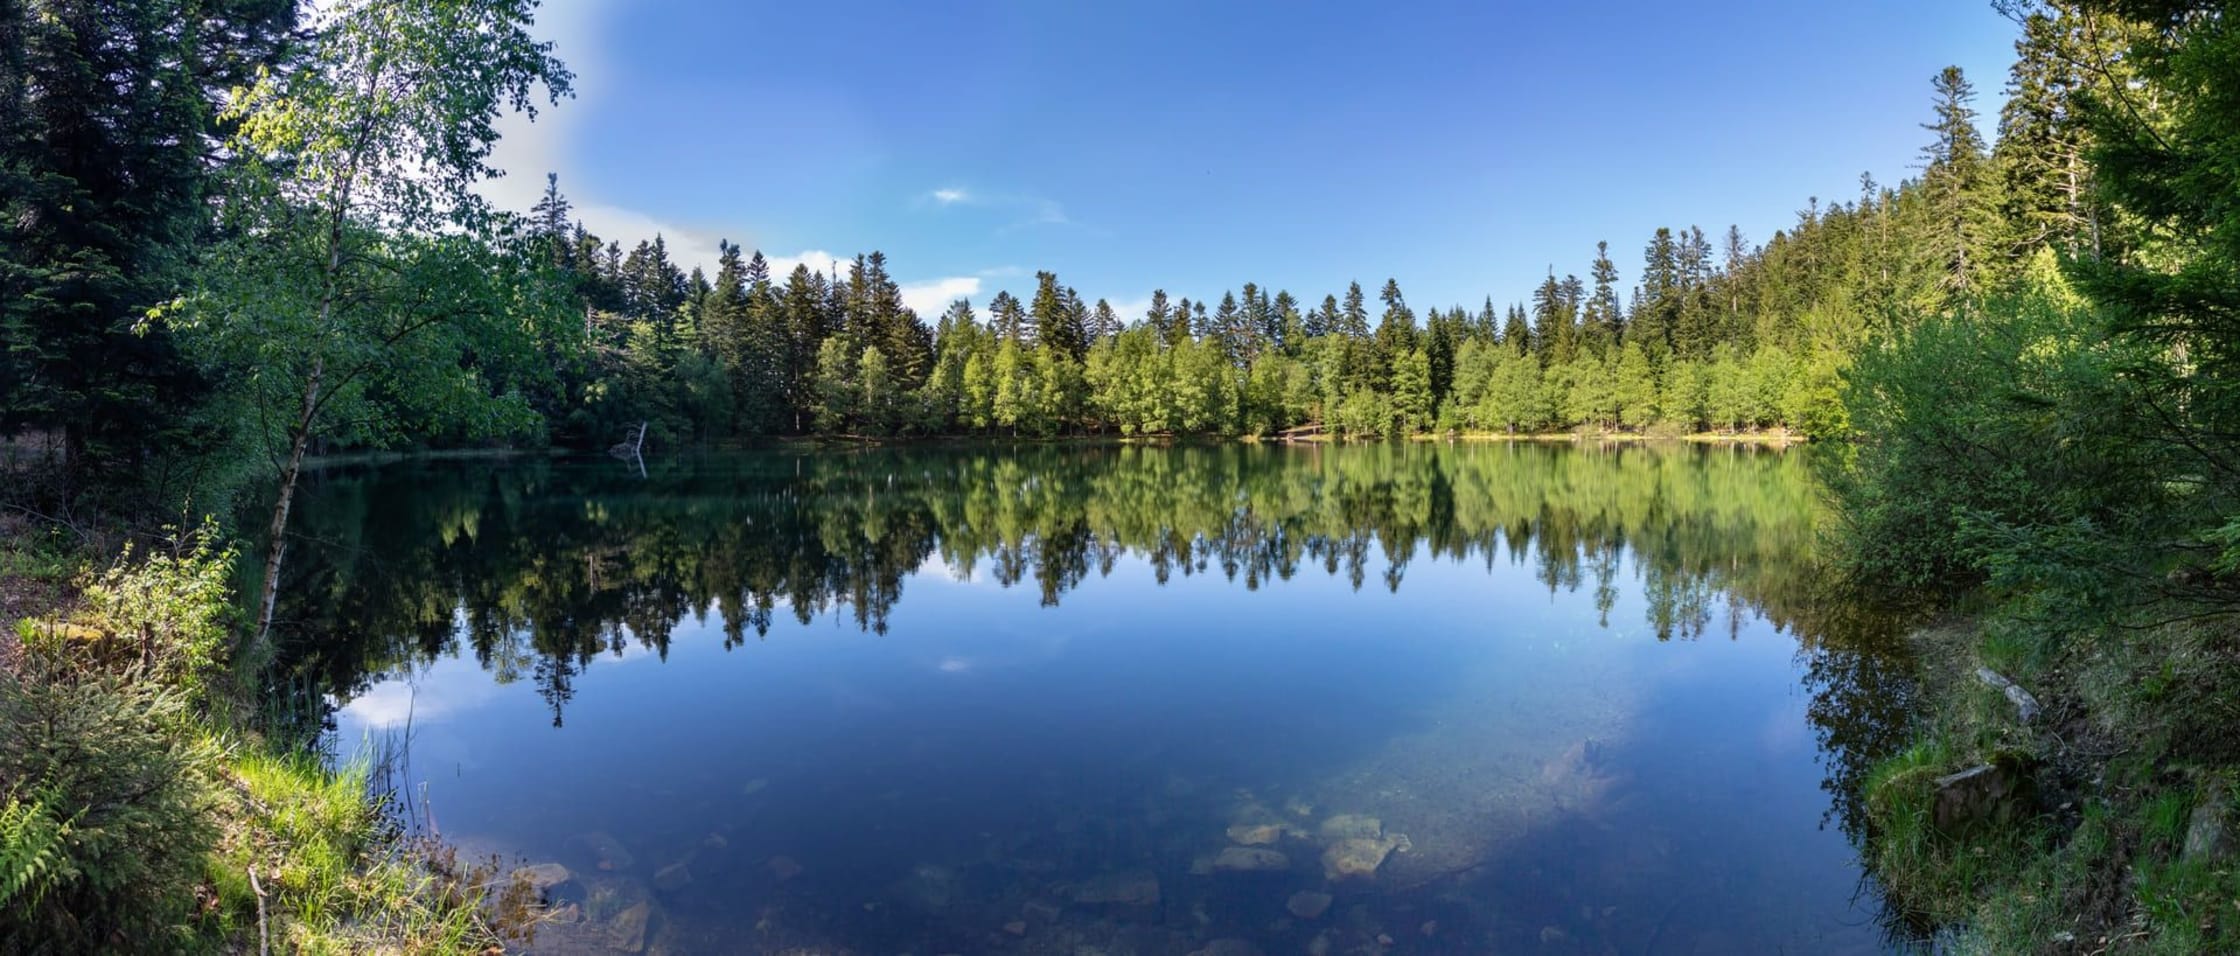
[275,442,1918,955]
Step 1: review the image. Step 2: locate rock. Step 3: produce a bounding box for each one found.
[1226,821,1287,846]
[1321,834,1411,881]
[1022,899,1062,924]
[1932,760,2032,835]
[511,862,572,895]
[1005,920,1027,936]
[653,862,693,893]
[1538,925,1567,945]
[1419,920,1438,936]
[1188,939,1263,956]
[1071,868,1161,906]
[740,777,769,796]
[1306,932,1333,956]
[2185,785,2233,864]
[607,901,652,953]
[1212,846,1290,873]
[766,855,804,882]
[1974,667,2041,723]
[1376,933,1395,946]
[575,831,636,872]
[550,902,582,923]
[1317,814,1382,843]
[1286,890,1334,920]
[891,863,958,913]
[700,832,729,850]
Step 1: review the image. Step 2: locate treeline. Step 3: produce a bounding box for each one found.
[1,0,2103,520]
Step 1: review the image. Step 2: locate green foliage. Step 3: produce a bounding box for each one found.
[0,789,68,913]
[0,663,220,954]
[205,748,530,954]
[57,526,238,709]
[1832,278,2155,599]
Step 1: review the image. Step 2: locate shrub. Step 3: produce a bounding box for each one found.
[0,662,221,954]
[1831,276,2162,604]
[19,523,237,712]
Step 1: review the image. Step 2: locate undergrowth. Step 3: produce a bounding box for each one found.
[0,523,540,954]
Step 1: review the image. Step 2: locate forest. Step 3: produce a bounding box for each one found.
[5,0,2240,951]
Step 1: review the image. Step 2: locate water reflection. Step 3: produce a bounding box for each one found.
[270,442,1919,954]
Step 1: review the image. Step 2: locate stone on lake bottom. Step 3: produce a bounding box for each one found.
[1316,814,1382,843]
[766,855,803,881]
[511,862,571,895]
[1320,833,1410,881]
[1286,890,1333,920]
[607,901,652,953]
[575,831,635,872]
[653,862,692,893]
[1226,821,1287,845]
[1072,868,1161,906]
[1212,846,1290,873]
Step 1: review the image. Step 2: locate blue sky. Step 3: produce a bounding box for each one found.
[486,0,2021,318]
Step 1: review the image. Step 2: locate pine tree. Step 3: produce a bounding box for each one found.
[1373,279,1417,384]
[0,0,296,492]
[1920,66,1998,299]
[1033,271,1085,359]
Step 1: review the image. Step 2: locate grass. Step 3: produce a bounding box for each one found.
[205,745,539,954]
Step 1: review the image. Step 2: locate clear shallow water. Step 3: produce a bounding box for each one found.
[276,442,1917,954]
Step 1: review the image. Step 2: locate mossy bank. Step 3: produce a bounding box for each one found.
[1859,614,2240,953]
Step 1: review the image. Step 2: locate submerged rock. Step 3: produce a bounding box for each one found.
[574,831,636,872]
[1320,833,1411,881]
[1226,821,1288,846]
[1316,814,1382,843]
[1189,939,1264,956]
[511,862,572,895]
[1072,868,1161,906]
[607,901,652,953]
[766,855,804,882]
[890,863,959,912]
[1228,800,1297,846]
[1286,890,1334,920]
[653,861,693,893]
[1211,846,1290,873]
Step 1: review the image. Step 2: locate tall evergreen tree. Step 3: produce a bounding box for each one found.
[1919,65,1998,299]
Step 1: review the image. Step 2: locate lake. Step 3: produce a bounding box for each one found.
[272,441,1918,955]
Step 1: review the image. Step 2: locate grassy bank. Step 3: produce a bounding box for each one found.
[1860,613,2240,953]
[0,518,539,954]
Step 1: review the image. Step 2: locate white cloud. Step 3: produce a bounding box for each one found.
[931,188,971,205]
[901,276,981,315]
[475,0,731,271]
[767,249,849,280]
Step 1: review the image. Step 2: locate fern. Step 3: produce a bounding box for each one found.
[0,789,69,911]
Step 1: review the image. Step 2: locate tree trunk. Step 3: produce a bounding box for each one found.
[253,355,323,650]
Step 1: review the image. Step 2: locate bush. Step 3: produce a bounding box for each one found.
[1831,273,2163,603]
[17,524,237,712]
[0,662,221,954]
